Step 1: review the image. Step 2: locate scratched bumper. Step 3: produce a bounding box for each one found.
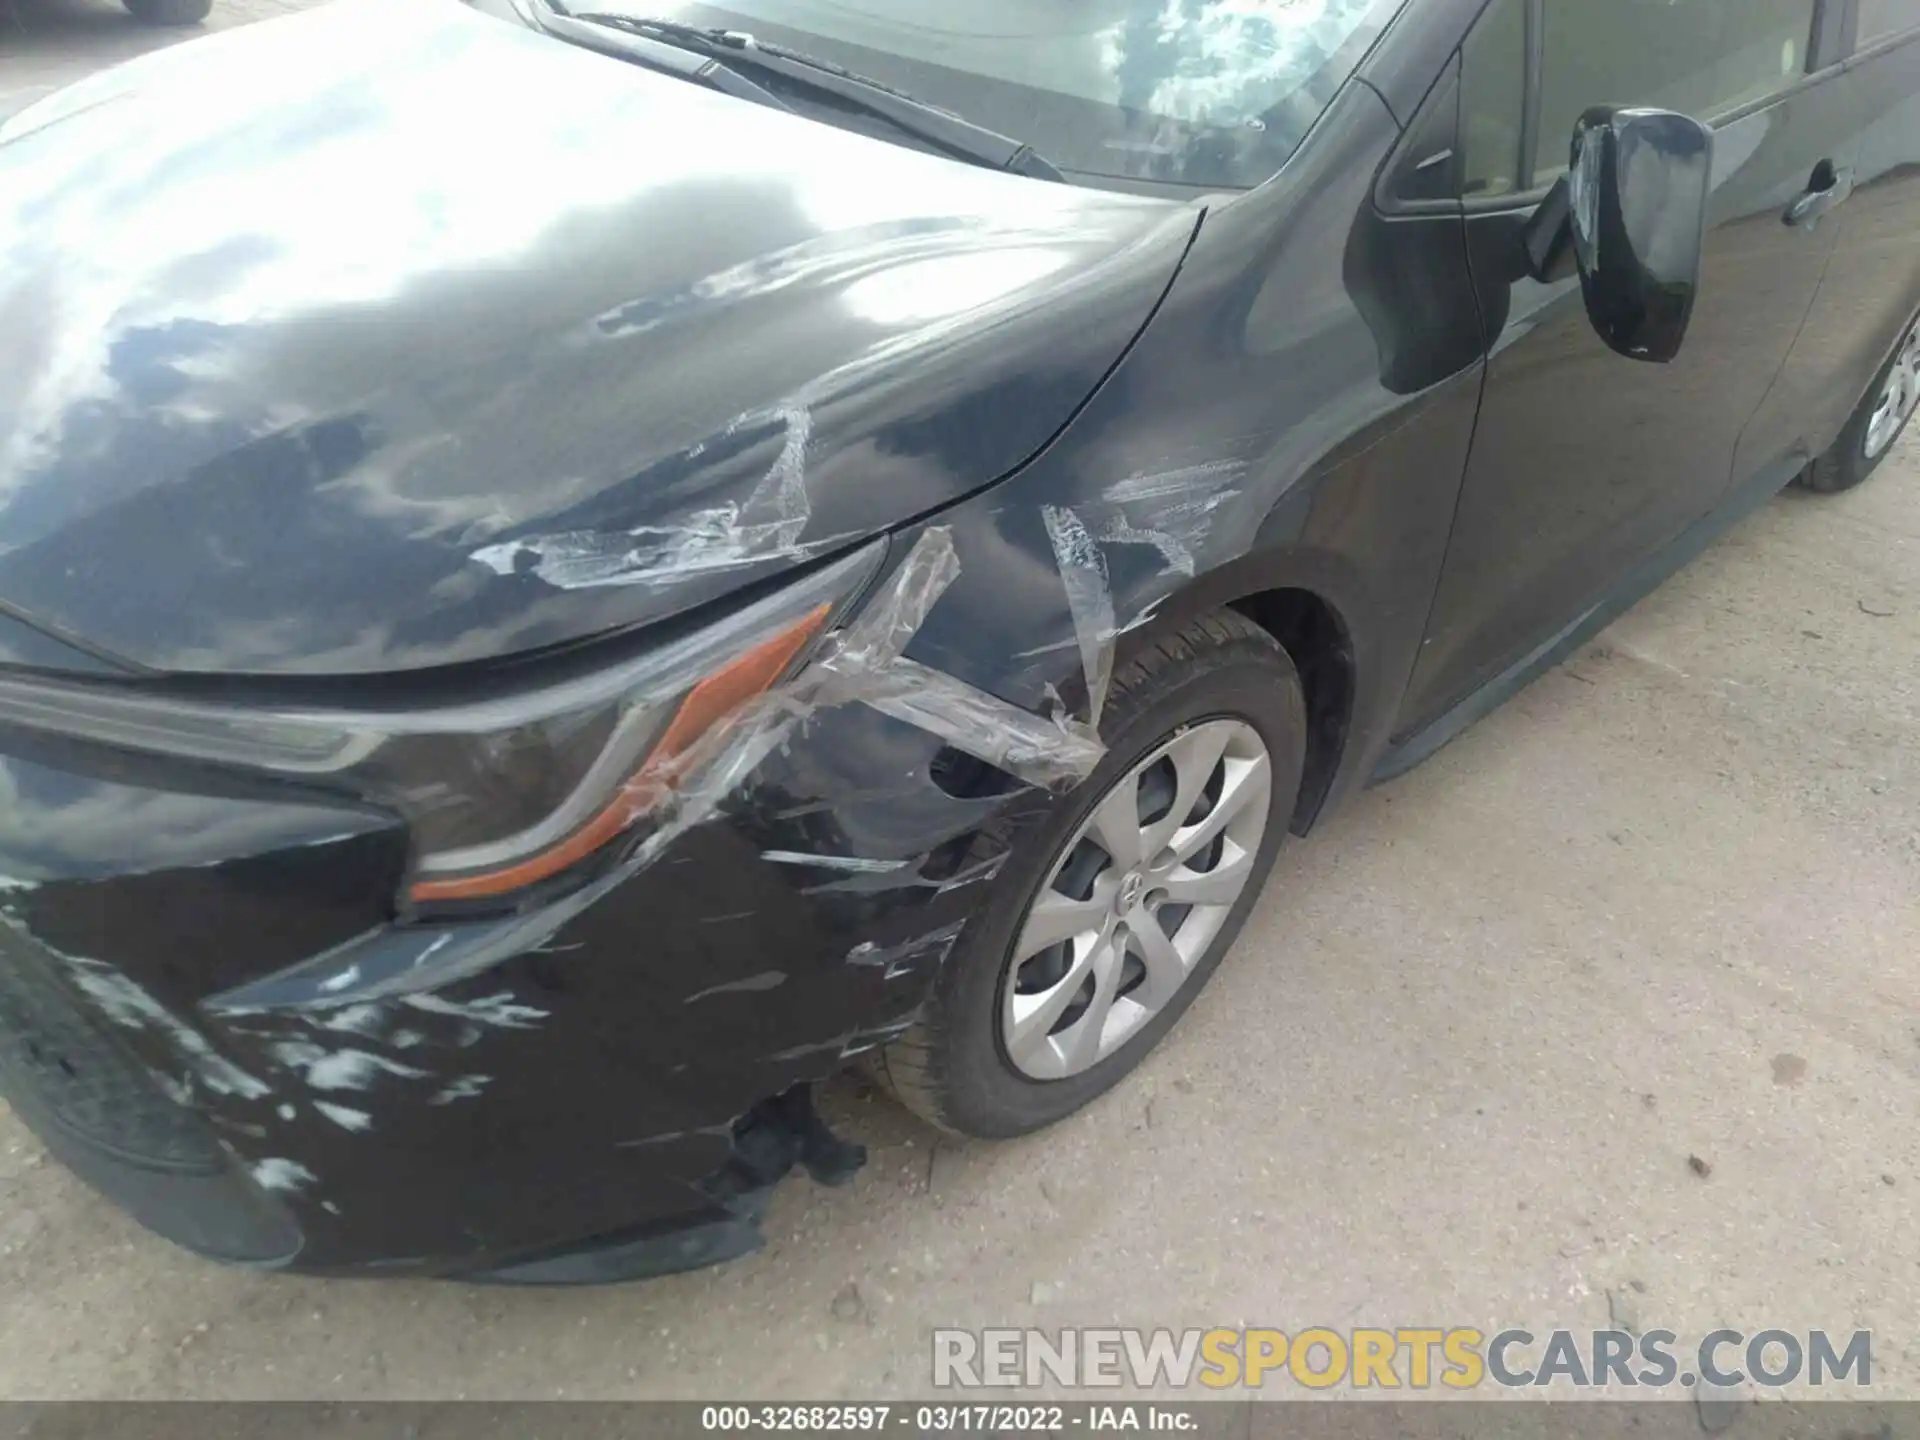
[0,696,1020,1279]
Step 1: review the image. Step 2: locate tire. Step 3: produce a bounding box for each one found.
[1800,310,1920,494]
[123,0,213,24]
[874,610,1307,1137]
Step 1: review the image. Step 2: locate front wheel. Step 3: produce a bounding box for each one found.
[1801,312,1920,494]
[875,611,1306,1137]
[124,0,213,24]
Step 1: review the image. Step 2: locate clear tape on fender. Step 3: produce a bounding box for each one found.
[859,659,1104,791]
[1040,505,1117,736]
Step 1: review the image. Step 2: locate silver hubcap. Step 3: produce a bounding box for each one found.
[1000,719,1273,1081]
[1865,319,1920,461]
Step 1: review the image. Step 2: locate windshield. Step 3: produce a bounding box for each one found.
[573,0,1407,193]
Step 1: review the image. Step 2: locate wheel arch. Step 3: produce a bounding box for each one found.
[1118,546,1370,836]
[1228,587,1355,833]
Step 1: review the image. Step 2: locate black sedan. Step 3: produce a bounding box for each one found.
[0,0,1915,1282]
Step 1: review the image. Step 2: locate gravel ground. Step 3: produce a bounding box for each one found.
[3,0,1919,1403]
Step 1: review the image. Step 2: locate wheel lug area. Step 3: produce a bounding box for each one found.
[1111,867,1149,915]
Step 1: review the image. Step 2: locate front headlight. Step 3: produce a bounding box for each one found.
[0,544,885,911]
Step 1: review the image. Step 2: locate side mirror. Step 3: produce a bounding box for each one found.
[1565,105,1714,363]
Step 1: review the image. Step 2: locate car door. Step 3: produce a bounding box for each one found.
[1739,0,1920,481]
[1394,0,1862,734]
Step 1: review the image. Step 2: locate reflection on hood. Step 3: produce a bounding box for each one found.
[0,0,1198,676]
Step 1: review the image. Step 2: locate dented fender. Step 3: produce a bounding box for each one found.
[892,81,1486,829]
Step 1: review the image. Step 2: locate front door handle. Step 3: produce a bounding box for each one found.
[1784,161,1855,229]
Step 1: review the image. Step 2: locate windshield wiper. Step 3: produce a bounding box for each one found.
[550,7,1063,182]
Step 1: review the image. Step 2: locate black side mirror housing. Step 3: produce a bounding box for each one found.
[1561,105,1714,363]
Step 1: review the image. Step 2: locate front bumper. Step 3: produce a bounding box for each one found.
[0,680,1022,1280]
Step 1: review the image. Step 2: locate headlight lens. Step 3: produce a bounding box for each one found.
[0,544,884,910]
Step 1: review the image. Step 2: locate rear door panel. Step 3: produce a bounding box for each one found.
[1743,18,1920,475]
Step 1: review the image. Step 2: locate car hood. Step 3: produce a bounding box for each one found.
[0,0,1195,676]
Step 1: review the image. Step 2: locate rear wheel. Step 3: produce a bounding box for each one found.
[123,0,213,24]
[875,611,1306,1137]
[1801,312,1920,494]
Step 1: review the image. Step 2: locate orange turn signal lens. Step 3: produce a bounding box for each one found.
[406,603,831,906]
